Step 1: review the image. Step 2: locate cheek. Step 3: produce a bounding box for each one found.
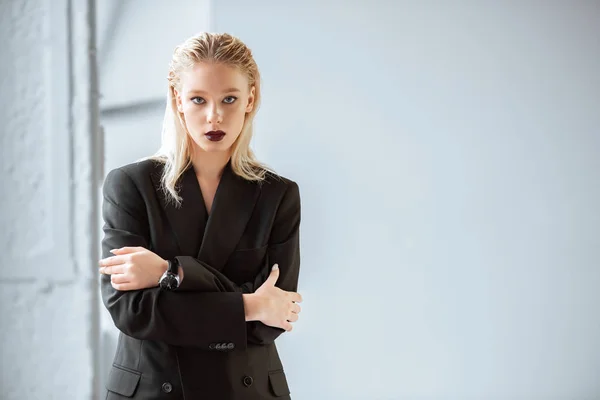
[181,103,203,120]
[227,104,248,122]
[180,100,193,113]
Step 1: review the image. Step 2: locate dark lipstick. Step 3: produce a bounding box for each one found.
[205,130,225,142]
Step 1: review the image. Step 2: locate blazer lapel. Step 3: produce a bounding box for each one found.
[197,160,261,270]
[150,163,208,257]
[151,159,260,271]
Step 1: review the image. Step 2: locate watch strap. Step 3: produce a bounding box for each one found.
[167,258,179,275]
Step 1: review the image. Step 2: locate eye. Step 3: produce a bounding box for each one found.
[223,96,237,104]
[191,97,205,105]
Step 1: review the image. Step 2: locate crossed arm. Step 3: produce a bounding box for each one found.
[99,168,302,350]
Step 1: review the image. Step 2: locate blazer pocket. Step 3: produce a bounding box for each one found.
[224,245,268,282]
[106,364,141,397]
[268,369,290,397]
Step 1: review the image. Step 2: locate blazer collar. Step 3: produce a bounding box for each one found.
[151,159,260,271]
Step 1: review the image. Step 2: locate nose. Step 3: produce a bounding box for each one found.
[206,104,223,124]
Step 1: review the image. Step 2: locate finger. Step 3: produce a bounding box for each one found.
[99,255,127,267]
[265,264,279,286]
[99,264,126,275]
[287,313,299,323]
[110,246,144,255]
[111,274,130,284]
[282,321,293,332]
[290,292,303,303]
[292,303,302,314]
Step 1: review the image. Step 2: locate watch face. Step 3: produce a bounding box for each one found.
[159,273,179,290]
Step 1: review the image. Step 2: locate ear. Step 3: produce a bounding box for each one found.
[245,86,256,113]
[173,87,184,113]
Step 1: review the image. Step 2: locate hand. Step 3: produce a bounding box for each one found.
[249,264,303,332]
[99,246,168,291]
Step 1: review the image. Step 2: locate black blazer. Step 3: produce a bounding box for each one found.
[100,158,301,400]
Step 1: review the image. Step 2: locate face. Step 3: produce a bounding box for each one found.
[174,62,255,154]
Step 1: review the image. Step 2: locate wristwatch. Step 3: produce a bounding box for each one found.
[159,258,180,290]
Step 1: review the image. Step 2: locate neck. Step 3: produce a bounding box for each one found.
[190,148,231,180]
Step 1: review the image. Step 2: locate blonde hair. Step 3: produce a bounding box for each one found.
[148,32,272,206]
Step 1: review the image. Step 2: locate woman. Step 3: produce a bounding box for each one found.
[98,32,302,399]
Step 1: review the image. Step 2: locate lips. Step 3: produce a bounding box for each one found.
[205,130,225,142]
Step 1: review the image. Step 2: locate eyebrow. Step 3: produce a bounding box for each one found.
[188,88,241,94]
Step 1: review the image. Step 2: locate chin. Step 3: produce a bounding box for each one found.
[190,132,239,154]
[197,140,234,153]
[202,146,232,153]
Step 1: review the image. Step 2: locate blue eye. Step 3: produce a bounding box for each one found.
[191,97,205,105]
[223,96,237,104]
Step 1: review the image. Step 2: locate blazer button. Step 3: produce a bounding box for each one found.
[242,376,253,387]
[162,382,173,393]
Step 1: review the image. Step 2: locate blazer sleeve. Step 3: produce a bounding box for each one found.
[175,180,301,345]
[100,167,248,350]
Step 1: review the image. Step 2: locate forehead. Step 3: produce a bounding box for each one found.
[179,62,249,94]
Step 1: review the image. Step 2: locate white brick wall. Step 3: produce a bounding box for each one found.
[0,0,100,398]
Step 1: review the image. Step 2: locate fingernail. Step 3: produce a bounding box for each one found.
[110,249,117,254]
[272,264,279,271]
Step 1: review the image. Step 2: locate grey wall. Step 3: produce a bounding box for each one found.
[0,0,100,399]
[212,1,600,399]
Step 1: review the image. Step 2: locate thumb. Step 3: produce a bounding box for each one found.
[265,264,279,286]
